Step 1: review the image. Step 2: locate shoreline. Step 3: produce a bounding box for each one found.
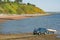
[0,33,57,40]
[0,14,50,22]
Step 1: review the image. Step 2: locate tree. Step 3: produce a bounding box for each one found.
[0,0,1,2]
[15,0,22,3]
[4,0,7,2]
[3,0,9,2]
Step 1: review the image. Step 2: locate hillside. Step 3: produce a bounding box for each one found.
[0,2,45,14]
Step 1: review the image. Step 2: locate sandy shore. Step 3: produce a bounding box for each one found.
[0,15,33,23]
[0,14,50,22]
[0,33,59,40]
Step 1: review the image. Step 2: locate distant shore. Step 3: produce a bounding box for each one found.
[0,14,50,22]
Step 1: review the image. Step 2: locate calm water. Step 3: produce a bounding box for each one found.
[0,13,60,34]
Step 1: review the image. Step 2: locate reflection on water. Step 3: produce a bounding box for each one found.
[0,13,60,34]
[0,23,3,33]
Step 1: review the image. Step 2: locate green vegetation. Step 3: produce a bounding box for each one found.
[0,2,45,14]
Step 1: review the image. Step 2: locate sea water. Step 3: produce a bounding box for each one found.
[0,13,60,34]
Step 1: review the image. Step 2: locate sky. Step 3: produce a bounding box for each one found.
[12,0,60,12]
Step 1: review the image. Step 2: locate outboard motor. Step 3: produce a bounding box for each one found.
[33,28,39,35]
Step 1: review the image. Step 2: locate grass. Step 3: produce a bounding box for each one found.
[0,2,45,14]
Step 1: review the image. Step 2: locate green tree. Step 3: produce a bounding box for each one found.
[4,0,9,2]
[15,0,22,3]
[0,0,2,3]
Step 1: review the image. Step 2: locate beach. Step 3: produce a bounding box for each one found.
[0,14,50,22]
[0,33,59,40]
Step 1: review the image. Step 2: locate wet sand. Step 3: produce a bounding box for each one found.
[0,14,50,22]
[0,15,31,22]
[0,33,59,40]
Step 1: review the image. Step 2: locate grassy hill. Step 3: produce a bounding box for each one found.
[0,2,45,14]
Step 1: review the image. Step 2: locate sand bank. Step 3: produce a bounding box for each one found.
[0,33,57,40]
[0,14,50,22]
